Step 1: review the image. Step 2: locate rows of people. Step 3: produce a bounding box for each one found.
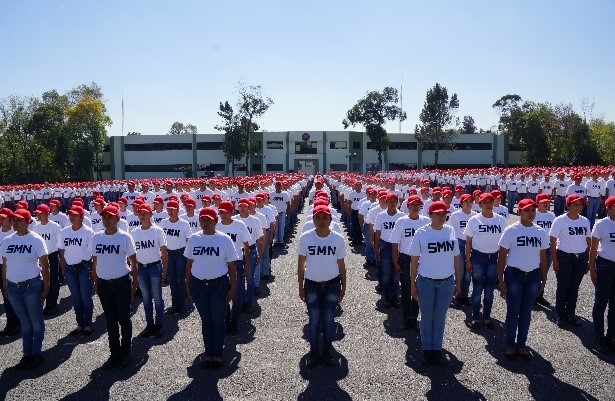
[0,175,309,370]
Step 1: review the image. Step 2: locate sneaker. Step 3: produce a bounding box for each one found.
[101,354,119,370]
[431,350,449,367]
[14,356,32,371]
[306,353,320,369]
[152,324,164,338]
[138,325,155,338]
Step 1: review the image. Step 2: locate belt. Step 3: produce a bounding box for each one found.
[138,260,161,268]
[588,196,600,199]
[249,244,257,250]
[66,260,92,269]
[399,252,412,258]
[557,249,588,258]
[11,276,41,287]
[419,274,453,282]
[506,266,538,275]
[98,274,130,283]
[305,275,341,287]
[198,274,228,284]
[168,247,185,253]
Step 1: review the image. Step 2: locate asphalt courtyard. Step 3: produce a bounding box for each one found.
[1,207,615,401]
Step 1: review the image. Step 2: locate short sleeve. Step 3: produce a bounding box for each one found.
[408,231,421,257]
[296,234,308,256]
[498,226,513,250]
[225,235,239,261]
[125,234,136,257]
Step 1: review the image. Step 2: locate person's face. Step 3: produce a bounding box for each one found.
[313,212,331,229]
[443,196,452,206]
[154,202,163,211]
[138,211,151,224]
[607,204,615,217]
[408,203,422,215]
[430,212,447,226]
[567,201,584,214]
[461,199,473,211]
[102,213,119,230]
[519,206,537,224]
[386,198,397,210]
[0,216,11,230]
[11,217,29,232]
[239,204,249,216]
[200,216,217,232]
[167,207,178,217]
[538,201,549,212]
[480,198,494,211]
[69,213,83,226]
[219,209,233,222]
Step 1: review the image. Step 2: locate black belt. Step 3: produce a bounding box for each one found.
[168,247,185,253]
[66,260,92,269]
[588,196,600,199]
[198,274,228,284]
[557,249,588,258]
[249,244,257,250]
[419,274,453,282]
[506,266,539,275]
[138,260,161,268]
[98,274,129,283]
[305,275,341,287]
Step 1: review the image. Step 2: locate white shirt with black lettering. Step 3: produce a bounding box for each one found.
[179,213,200,234]
[49,212,69,229]
[592,217,615,262]
[58,225,95,265]
[91,230,136,280]
[549,214,590,253]
[216,220,251,260]
[0,231,48,282]
[499,222,549,271]
[158,218,191,251]
[233,215,263,246]
[448,209,476,240]
[269,191,290,214]
[185,231,238,279]
[374,210,406,243]
[389,215,431,255]
[297,229,347,282]
[409,225,459,279]
[33,220,61,254]
[464,213,507,254]
[131,225,167,264]
[535,211,556,232]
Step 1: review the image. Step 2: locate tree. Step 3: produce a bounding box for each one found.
[461,116,477,135]
[590,119,615,164]
[342,87,405,169]
[414,83,459,167]
[493,94,522,133]
[167,121,197,135]
[236,81,273,175]
[215,101,246,177]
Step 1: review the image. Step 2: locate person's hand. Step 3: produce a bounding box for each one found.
[40,289,49,305]
[393,262,401,275]
[130,285,138,302]
[590,269,597,285]
[244,269,249,279]
[226,287,235,304]
[186,287,193,303]
[299,286,305,302]
[411,287,419,301]
[338,286,345,303]
[466,259,473,275]
[552,260,559,274]
[161,271,167,283]
[499,279,507,296]
[454,282,460,298]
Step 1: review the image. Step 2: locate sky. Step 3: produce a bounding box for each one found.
[1,1,614,137]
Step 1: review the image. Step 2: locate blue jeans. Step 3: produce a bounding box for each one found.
[555,250,588,319]
[587,197,601,229]
[458,239,471,299]
[138,262,164,325]
[305,278,341,355]
[363,223,376,263]
[7,276,45,356]
[416,275,455,350]
[192,275,230,358]
[245,247,258,306]
[379,241,398,302]
[275,212,286,244]
[592,257,615,338]
[554,195,566,216]
[504,267,541,348]
[471,250,498,321]
[259,230,272,279]
[507,191,517,214]
[167,248,187,311]
[398,254,418,320]
[226,260,244,326]
[64,262,94,328]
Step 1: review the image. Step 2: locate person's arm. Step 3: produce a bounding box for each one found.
[256,236,264,265]
[374,230,382,259]
[58,248,65,274]
[337,258,346,302]
[589,236,599,284]
[242,242,250,277]
[128,254,138,301]
[185,258,193,302]
[392,243,401,274]
[160,245,168,282]
[90,256,98,286]
[298,254,306,301]
[465,236,473,274]
[410,256,419,300]
[38,255,50,305]
[453,255,460,298]
[550,236,559,273]
[226,261,236,303]
[497,246,509,295]
[539,249,548,295]
[358,213,365,228]
[1,257,7,295]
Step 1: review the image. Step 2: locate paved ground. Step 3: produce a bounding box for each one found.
[1,207,615,401]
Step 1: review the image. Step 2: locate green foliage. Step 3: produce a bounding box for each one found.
[415,83,460,167]
[215,101,247,177]
[342,87,405,169]
[167,121,197,135]
[0,83,111,183]
[590,119,615,164]
[461,116,477,135]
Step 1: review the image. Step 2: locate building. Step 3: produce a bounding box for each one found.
[101,131,523,179]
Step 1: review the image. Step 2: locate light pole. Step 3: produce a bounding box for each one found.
[346,152,357,172]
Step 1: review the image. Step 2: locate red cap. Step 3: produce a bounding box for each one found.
[100,205,120,217]
[313,205,331,216]
[566,194,586,206]
[34,204,50,215]
[118,197,128,205]
[472,190,483,198]
[16,200,29,210]
[479,193,495,203]
[153,197,164,204]
[490,190,502,199]
[455,185,464,191]
[536,194,550,203]
[517,199,537,211]
[406,195,423,205]
[0,208,13,218]
[605,196,615,209]
[386,193,398,202]
[428,201,449,214]
[212,194,221,200]
[218,201,234,213]
[432,187,442,194]
[573,174,583,180]
[460,194,472,203]
[49,199,61,207]
[199,207,218,220]
[93,198,106,206]
[237,198,250,206]
[166,200,179,210]
[12,209,32,222]
[377,191,388,200]
[442,190,453,198]
[137,204,153,214]
[184,198,196,208]
[202,195,212,202]
[67,206,85,217]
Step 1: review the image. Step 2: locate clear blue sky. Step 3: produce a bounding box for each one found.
[1,1,613,136]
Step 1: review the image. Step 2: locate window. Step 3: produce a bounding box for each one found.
[125,164,192,172]
[389,163,417,170]
[295,141,317,154]
[197,142,224,150]
[266,163,284,171]
[252,163,262,172]
[329,163,347,171]
[266,141,284,149]
[197,163,225,171]
[124,143,191,151]
[353,141,361,150]
[389,142,417,150]
[329,141,347,149]
[420,142,492,150]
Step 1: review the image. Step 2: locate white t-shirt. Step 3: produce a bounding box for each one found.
[185,231,238,280]
[464,213,507,254]
[90,211,103,233]
[152,210,169,225]
[554,180,571,196]
[409,225,459,279]
[0,231,48,282]
[256,206,276,229]
[549,214,591,253]
[125,214,141,232]
[448,210,476,240]
[499,222,549,271]
[158,218,191,251]
[179,213,200,234]
[493,205,509,220]
[91,230,136,280]
[33,220,61,254]
[389,215,431,255]
[58,225,95,265]
[535,211,556,231]
[131,225,167,264]
[49,212,69,229]
[233,215,263,246]
[297,229,347,282]
[591,217,615,262]
[216,220,251,260]
[269,191,290,213]
[374,210,406,243]
[302,220,342,234]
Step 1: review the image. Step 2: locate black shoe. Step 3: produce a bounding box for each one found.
[321,352,337,367]
[470,321,482,330]
[421,351,433,367]
[0,326,20,337]
[595,338,612,354]
[165,307,176,315]
[408,318,419,332]
[262,275,270,281]
[516,348,532,361]
[505,351,518,361]
[556,317,568,327]
[82,328,92,337]
[200,359,212,369]
[254,288,260,297]
[25,355,44,370]
[116,355,131,369]
[226,324,238,336]
[102,354,120,370]
[210,360,222,369]
[43,306,58,316]
[306,353,320,369]
[534,294,551,307]
[484,320,496,330]
[138,324,155,338]
[152,324,164,338]
[431,350,449,367]
[14,356,32,371]
[68,328,84,336]
[567,316,582,327]
[375,284,382,293]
